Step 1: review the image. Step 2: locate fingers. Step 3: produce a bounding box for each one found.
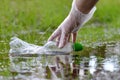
[48,31,77,48]
[48,29,60,41]
[48,28,70,48]
[56,36,60,46]
[72,32,77,43]
[48,27,77,48]
[58,32,68,48]
[58,32,77,47]
[56,32,77,48]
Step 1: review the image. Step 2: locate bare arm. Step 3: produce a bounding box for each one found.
[76,0,99,14]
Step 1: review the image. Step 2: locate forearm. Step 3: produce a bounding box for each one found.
[76,0,99,14]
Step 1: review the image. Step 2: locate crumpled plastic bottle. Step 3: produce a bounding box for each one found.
[9,37,83,56]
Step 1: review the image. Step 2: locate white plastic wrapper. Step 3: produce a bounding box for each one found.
[9,37,73,55]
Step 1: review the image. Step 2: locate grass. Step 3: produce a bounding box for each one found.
[0,0,120,77]
[0,0,120,44]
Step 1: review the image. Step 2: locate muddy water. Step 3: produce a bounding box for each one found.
[0,42,120,80]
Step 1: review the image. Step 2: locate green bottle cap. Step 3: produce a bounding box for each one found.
[73,42,83,51]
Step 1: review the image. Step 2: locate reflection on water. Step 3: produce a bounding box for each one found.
[0,42,120,80]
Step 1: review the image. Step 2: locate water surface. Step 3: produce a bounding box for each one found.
[0,41,120,80]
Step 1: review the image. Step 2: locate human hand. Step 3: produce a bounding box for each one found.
[48,0,96,48]
[48,14,78,48]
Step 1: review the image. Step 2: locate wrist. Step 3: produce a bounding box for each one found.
[69,0,97,32]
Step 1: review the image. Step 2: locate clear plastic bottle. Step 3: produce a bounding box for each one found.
[9,37,83,56]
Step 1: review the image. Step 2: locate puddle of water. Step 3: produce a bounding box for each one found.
[0,38,120,80]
